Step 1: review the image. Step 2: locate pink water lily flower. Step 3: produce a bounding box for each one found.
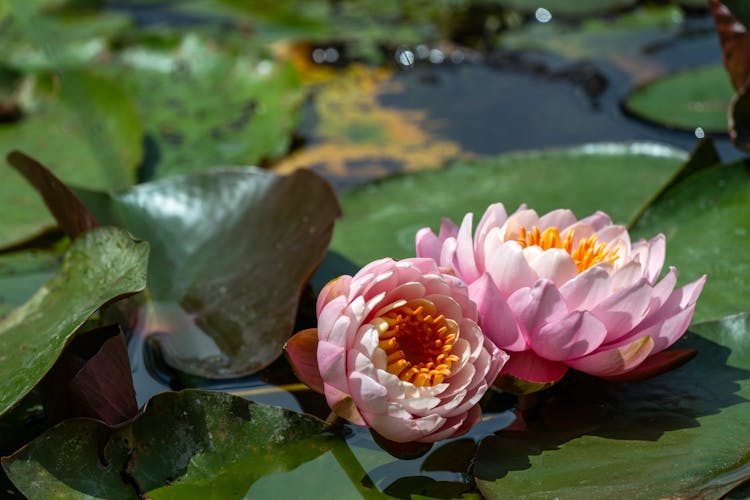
[416,203,706,390]
[285,258,507,443]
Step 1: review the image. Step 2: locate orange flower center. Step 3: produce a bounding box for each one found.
[373,299,460,387]
[517,225,620,273]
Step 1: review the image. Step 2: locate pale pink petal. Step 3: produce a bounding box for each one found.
[317,295,349,338]
[454,212,481,282]
[499,209,540,242]
[578,211,612,232]
[423,405,481,442]
[596,225,630,249]
[610,260,643,290]
[566,336,654,377]
[468,274,526,351]
[592,278,653,343]
[484,241,539,297]
[625,305,696,353]
[439,237,458,270]
[438,217,459,241]
[645,267,677,316]
[317,340,346,387]
[559,266,613,310]
[475,202,508,264]
[500,350,568,384]
[424,293,464,323]
[644,234,666,283]
[539,209,577,231]
[513,279,568,336]
[639,275,706,327]
[416,227,441,261]
[324,383,365,426]
[527,248,578,288]
[530,311,607,361]
[349,372,388,414]
[316,275,352,316]
[364,411,444,443]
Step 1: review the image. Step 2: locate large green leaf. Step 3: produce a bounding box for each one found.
[78,167,340,378]
[630,159,750,323]
[624,65,734,133]
[0,227,148,417]
[474,313,750,499]
[100,34,303,180]
[330,143,686,266]
[2,390,343,499]
[0,71,143,248]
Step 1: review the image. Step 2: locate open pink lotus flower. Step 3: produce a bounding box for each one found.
[285,258,507,443]
[416,203,706,391]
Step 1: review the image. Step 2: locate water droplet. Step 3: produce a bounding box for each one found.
[395,46,415,68]
[535,7,552,23]
[694,127,705,139]
[324,47,339,63]
[312,48,326,64]
[429,49,445,64]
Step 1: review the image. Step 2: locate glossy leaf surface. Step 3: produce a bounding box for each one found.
[0,227,148,417]
[78,167,340,378]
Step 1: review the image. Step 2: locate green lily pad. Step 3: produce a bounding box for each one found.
[101,34,303,179]
[624,65,734,133]
[499,0,637,17]
[631,159,750,323]
[2,390,343,499]
[500,6,683,80]
[0,249,59,318]
[474,313,750,499]
[0,227,148,417]
[78,167,340,378]
[330,142,686,266]
[0,3,131,72]
[0,71,143,248]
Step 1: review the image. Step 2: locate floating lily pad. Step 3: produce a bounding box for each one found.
[499,0,637,17]
[101,34,303,179]
[474,313,750,499]
[500,6,682,81]
[0,250,59,318]
[624,65,734,133]
[631,159,750,323]
[78,167,340,378]
[330,143,686,266]
[0,227,148,417]
[2,390,343,498]
[0,71,143,248]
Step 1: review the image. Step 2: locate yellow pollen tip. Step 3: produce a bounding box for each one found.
[517,225,619,272]
[374,300,459,387]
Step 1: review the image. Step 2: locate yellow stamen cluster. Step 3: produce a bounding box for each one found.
[517,225,620,273]
[374,300,460,387]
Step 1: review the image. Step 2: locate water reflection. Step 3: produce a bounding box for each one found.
[535,7,552,23]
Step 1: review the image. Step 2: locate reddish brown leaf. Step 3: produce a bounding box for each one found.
[6,150,99,239]
[709,0,750,90]
[43,325,138,426]
[729,81,750,151]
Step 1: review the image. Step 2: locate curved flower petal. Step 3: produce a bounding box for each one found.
[499,350,568,384]
[416,227,441,262]
[530,310,607,361]
[468,274,526,351]
[566,336,654,377]
[284,329,324,393]
[592,278,653,343]
[484,239,538,297]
